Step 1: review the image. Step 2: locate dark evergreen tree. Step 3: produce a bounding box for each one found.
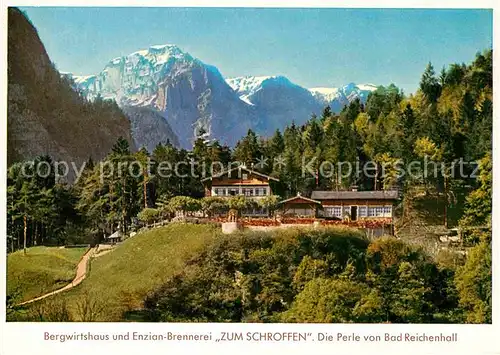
[420,62,442,103]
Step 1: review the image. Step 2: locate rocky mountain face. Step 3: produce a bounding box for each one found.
[122,106,180,152]
[226,75,323,134]
[69,45,259,149]
[71,46,378,149]
[7,8,134,174]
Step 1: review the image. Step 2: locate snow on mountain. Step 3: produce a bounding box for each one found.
[73,75,97,85]
[309,83,378,103]
[69,44,380,148]
[226,75,295,95]
[357,83,378,91]
[226,75,302,106]
[225,75,322,133]
[226,75,274,95]
[69,44,260,148]
[309,83,378,111]
[309,87,341,103]
[340,82,378,101]
[72,44,200,105]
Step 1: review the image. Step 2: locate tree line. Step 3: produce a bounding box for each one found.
[7,49,492,252]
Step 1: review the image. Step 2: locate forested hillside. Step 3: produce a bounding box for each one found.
[229,49,492,197]
[143,227,490,323]
[7,8,134,169]
[7,49,492,253]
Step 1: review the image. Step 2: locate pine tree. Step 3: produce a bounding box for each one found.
[135,147,151,209]
[232,129,261,166]
[420,62,442,103]
[269,129,285,158]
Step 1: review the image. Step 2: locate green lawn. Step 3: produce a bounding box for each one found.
[7,246,88,303]
[58,223,221,321]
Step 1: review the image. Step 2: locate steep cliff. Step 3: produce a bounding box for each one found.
[122,106,180,152]
[7,8,135,170]
[72,44,260,149]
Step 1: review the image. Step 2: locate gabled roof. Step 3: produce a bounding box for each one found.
[278,194,321,205]
[311,190,399,200]
[201,165,279,182]
[106,231,121,239]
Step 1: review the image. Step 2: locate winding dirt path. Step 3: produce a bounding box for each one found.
[17,247,97,306]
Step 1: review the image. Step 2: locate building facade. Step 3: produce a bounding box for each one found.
[310,190,399,221]
[278,194,321,217]
[201,166,279,216]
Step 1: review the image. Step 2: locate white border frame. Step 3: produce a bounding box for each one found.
[0,2,498,355]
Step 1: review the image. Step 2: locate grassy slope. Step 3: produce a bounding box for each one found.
[59,223,221,321]
[7,246,87,303]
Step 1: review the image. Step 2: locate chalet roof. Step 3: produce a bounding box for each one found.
[106,231,121,240]
[279,194,321,205]
[310,190,399,200]
[201,165,279,182]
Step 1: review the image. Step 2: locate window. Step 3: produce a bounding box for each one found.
[301,208,314,216]
[228,188,239,196]
[242,207,266,216]
[244,188,254,196]
[358,206,367,217]
[384,205,392,217]
[255,207,266,215]
[325,206,342,218]
[241,208,250,216]
[255,187,266,196]
[367,206,386,217]
[242,173,248,180]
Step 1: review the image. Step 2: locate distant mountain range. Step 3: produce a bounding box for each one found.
[65,44,378,149]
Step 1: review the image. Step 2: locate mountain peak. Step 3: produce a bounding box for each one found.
[309,87,341,102]
[226,75,296,96]
[343,82,357,89]
[339,82,377,94]
[309,83,377,108]
[356,83,378,91]
[67,47,379,149]
[149,43,179,50]
[108,43,195,67]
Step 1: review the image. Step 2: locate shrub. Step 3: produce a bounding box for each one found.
[27,298,73,322]
[167,196,201,216]
[281,278,385,323]
[74,291,106,322]
[200,197,228,217]
[455,241,492,323]
[137,208,160,225]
